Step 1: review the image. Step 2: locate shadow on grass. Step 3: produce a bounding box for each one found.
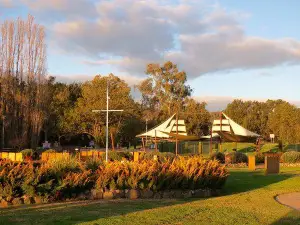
[270,211,300,225]
[223,169,293,195]
[0,198,194,225]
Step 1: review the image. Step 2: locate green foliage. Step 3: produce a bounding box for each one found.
[255,152,265,163]
[45,156,81,175]
[21,149,34,158]
[44,149,56,153]
[140,151,176,162]
[61,74,138,147]
[103,151,133,161]
[95,157,228,191]
[281,151,300,163]
[0,156,228,200]
[85,158,103,171]
[226,152,248,164]
[138,61,192,119]
[211,152,225,163]
[260,143,279,152]
[55,171,94,199]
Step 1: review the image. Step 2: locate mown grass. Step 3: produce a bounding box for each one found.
[1,168,300,225]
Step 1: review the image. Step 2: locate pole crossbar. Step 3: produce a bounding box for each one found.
[92,80,123,162]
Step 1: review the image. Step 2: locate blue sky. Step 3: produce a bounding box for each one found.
[1,0,300,111]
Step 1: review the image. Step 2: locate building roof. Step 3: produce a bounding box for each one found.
[136,114,187,139]
[211,112,260,142]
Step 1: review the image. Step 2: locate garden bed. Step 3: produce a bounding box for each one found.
[0,156,228,208]
[0,188,221,208]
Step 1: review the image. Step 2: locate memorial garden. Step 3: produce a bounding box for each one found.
[1,14,300,225]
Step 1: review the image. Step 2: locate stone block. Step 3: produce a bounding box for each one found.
[12,198,24,205]
[126,189,140,200]
[103,191,114,200]
[113,190,125,198]
[140,190,154,199]
[91,189,103,200]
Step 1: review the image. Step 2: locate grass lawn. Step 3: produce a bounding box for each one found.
[1,168,300,225]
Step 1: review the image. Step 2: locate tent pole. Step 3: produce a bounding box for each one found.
[175,113,178,156]
[142,137,145,152]
[219,111,222,152]
[155,130,158,152]
[210,128,213,156]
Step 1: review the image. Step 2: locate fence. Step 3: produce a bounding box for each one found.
[0,152,23,162]
[79,150,105,160]
[41,152,70,161]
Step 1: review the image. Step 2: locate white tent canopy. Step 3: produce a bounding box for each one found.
[211,112,260,142]
[136,114,187,139]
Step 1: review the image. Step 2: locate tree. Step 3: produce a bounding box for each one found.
[62,74,138,148]
[183,98,211,136]
[138,61,192,121]
[42,77,82,143]
[0,15,47,148]
[268,102,300,144]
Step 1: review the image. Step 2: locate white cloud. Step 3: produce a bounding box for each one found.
[51,73,143,87]
[4,0,300,78]
[0,0,14,7]
[194,96,300,111]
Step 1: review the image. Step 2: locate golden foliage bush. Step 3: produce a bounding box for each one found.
[0,156,228,200]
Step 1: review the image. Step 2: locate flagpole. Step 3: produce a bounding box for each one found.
[106,80,109,162]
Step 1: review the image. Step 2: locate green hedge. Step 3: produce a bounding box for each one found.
[281,151,300,163]
[210,152,225,163]
[226,152,248,163]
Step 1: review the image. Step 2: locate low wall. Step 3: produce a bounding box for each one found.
[0,152,23,162]
[41,152,70,161]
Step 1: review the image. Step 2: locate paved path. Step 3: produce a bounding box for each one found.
[276,193,300,211]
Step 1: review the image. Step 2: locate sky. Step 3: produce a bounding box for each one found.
[1,0,300,111]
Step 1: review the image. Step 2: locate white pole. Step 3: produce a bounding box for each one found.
[106,80,109,162]
[146,119,148,147]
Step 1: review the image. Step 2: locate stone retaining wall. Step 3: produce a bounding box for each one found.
[0,188,221,208]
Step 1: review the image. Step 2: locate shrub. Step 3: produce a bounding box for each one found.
[281,151,300,163]
[85,157,103,171]
[95,157,228,191]
[0,156,229,200]
[54,170,94,200]
[0,160,33,197]
[103,151,133,161]
[140,151,176,162]
[210,152,225,163]
[21,149,34,158]
[255,152,265,163]
[45,156,81,175]
[226,152,248,164]
[44,149,56,153]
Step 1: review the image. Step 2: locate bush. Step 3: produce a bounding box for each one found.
[45,156,81,175]
[95,157,228,191]
[21,149,34,158]
[281,151,300,163]
[210,152,225,163]
[226,152,248,164]
[0,156,229,200]
[102,151,133,161]
[44,149,56,153]
[140,151,176,162]
[255,152,265,163]
[85,157,103,171]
